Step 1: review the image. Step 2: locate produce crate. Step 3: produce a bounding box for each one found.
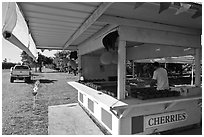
[137,90,180,100]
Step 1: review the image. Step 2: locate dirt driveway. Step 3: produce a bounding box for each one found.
[2,69,78,135]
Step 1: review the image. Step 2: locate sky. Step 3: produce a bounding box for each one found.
[2,38,58,63]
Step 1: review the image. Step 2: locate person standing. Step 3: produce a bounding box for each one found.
[151,62,169,90]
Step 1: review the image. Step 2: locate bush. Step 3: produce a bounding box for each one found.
[2,62,17,69]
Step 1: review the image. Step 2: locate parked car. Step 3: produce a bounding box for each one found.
[10,65,32,83]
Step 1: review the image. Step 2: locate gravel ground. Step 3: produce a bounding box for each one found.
[2,68,78,135]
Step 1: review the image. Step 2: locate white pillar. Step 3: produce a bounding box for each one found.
[78,55,82,78]
[195,48,201,87]
[117,40,126,100]
[191,64,194,85]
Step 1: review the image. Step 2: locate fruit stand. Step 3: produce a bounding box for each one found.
[4,2,201,135]
[68,21,202,135]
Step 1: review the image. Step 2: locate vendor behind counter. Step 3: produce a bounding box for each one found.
[150,62,169,90]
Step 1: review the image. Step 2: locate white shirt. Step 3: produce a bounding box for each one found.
[152,67,169,90]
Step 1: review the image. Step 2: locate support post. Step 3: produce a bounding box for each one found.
[195,48,201,87]
[132,60,135,78]
[78,54,82,78]
[117,40,126,100]
[191,64,194,85]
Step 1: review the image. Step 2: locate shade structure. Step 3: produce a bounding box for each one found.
[2,2,38,61]
[3,2,201,135]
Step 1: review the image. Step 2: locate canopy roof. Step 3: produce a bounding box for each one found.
[3,2,202,59]
[18,2,201,50]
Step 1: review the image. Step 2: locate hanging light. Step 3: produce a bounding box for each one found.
[100,51,113,65]
[102,31,119,51]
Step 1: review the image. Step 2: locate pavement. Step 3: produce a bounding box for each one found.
[48,103,104,135]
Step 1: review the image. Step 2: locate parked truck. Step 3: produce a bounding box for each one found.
[10,65,32,83]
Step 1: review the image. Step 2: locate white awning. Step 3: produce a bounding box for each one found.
[2,2,38,61]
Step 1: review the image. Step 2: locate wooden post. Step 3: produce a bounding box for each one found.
[117,40,126,100]
[195,48,201,87]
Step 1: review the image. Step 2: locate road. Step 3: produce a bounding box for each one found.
[2,69,78,135]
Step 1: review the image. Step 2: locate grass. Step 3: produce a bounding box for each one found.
[2,69,78,135]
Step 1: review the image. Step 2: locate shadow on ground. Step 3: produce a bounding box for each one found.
[31,74,40,77]
[41,71,70,74]
[27,79,57,84]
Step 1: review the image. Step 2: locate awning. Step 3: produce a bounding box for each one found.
[2,2,38,61]
[15,2,201,52]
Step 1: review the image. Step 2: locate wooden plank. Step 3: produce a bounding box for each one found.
[98,15,201,35]
[63,2,113,50]
[119,26,201,48]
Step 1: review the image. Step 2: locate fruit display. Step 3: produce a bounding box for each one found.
[78,79,117,98]
[101,86,117,98]
[132,89,180,100]
[78,79,105,83]
[78,79,180,100]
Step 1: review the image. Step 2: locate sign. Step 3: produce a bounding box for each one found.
[144,110,187,129]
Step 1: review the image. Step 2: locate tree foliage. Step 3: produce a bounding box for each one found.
[54,50,70,59]
[21,51,34,65]
[2,62,16,69]
[21,51,53,68]
[37,52,53,65]
[53,50,71,71]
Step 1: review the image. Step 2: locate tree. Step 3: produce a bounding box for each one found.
[54,50,70,59]
[37,52,54,72]
[21,51,54,72]
[53,50,71,72]
[21,51,35,66]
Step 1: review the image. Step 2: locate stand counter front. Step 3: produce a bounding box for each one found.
[68,81,201,135]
